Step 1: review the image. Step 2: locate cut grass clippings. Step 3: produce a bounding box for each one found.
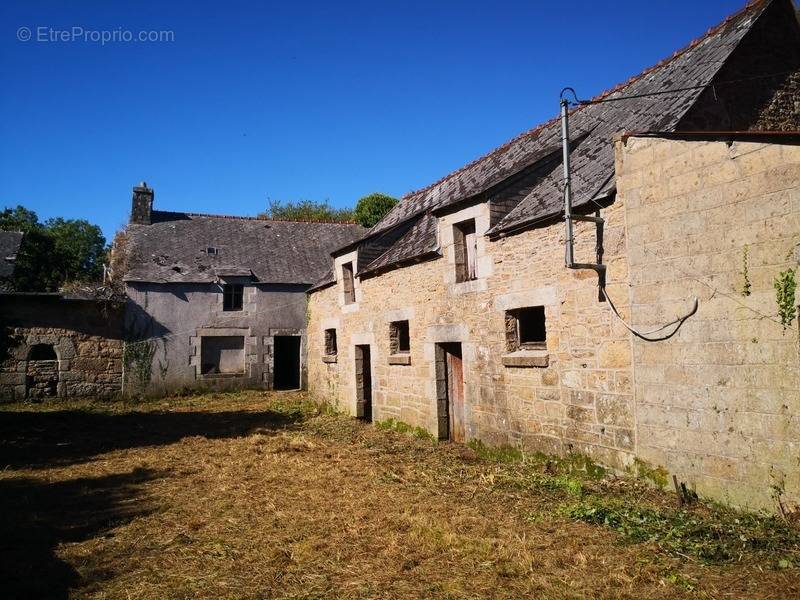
[1,390,798,599]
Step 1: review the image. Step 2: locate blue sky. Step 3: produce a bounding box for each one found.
[1,0,745,241]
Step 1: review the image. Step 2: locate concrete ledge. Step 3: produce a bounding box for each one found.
[322,355,337,364]
[388,354,411,365]
[200,372,246,379]
[502,350,549,368]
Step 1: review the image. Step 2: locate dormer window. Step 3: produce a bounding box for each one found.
[342,262,356,304]
[223,284,244,311]
[453,219,477,283]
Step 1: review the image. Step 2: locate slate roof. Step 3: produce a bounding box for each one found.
[124,211,365,285]
[0,231,24,283]
[328,0,783,279]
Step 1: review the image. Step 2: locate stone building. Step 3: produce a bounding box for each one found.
[0,292,125,400]
[122,183,364,395]
[306,0,800,510]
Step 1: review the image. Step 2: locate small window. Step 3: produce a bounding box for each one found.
[324,328,338,356]
[207,247,219,255]
[29,344,57,361]
[389,320,410,354]
[201,336,245,375]
[223,284,244,311]
[342,262,356,304]
[506,306,546,351]
[453,219,477,283]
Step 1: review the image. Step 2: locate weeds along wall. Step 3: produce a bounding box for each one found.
[308,135,800,512]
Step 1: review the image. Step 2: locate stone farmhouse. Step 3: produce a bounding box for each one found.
[121,184,364,395]
[306,0,800,510]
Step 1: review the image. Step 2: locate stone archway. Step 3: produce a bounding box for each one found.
[26,343,59,400]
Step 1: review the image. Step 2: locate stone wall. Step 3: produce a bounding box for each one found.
[0,296,125,400]
[308,196,636,471]
[619,135,800,510]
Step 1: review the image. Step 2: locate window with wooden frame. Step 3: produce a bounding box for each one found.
[389,320,410,354]
[505,306,546,351]
[222,284,244,311]
[342,262,356,304]
[453,219,477,283]
[324,328,338,356]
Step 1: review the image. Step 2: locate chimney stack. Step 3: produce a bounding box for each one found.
[130,182,154,225]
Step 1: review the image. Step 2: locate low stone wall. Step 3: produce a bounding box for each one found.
[0,296,125,401]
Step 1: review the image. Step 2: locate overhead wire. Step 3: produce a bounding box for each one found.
[560,79,792,334]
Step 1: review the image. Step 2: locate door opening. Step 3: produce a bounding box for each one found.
[435,343,464,441]
[354,344,372,422]
[273,336,301,390]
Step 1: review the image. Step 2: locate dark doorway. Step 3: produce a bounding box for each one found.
[354,345,372,422]
[273,336,301,390]
[26,344,59,400]
[435,343,464,442]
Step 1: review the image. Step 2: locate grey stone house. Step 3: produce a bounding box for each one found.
[122,184,364,395]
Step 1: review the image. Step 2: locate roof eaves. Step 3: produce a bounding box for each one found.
[358,249,442,280]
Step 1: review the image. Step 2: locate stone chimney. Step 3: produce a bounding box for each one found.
[130,182,154,225]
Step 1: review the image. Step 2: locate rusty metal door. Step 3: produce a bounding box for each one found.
[355,345,372,422]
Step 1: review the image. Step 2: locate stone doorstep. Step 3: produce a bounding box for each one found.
[502,350,550,368]
[388,353,412,366]
[322,355,338,364]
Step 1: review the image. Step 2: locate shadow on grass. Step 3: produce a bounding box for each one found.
[0,467,162,599]
[0,408,303,470]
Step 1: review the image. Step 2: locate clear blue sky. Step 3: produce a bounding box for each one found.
[1,0,745,241]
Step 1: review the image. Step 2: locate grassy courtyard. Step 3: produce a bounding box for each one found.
[0,391,798,599]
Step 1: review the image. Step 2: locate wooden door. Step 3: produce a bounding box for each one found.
[436,343,464,441]
[355,345,372,422]
[446,345,465,442]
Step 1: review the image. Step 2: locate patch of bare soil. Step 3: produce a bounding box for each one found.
[0,391,797,599]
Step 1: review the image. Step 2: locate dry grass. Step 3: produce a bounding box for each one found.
[1,391,798,599]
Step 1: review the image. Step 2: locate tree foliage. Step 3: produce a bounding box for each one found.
[260,199,354,223]
[353,192,398,228]
[0,205,107,292]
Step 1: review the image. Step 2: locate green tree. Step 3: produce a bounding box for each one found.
[12,229,59,292]
[0,205,41,233]
[0,205,107,291]
[353,192,398,228]
[260,199,354,223]
[45,218,106,283]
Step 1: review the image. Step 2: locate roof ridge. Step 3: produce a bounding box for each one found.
[151,209,361,226]
[395,0,769,204]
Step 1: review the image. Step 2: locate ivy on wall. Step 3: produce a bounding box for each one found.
[774,268,797,331]
[123,339,156,395]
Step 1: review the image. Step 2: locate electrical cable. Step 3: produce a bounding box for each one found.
[560,83,791,334]
[567,70,794,107]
